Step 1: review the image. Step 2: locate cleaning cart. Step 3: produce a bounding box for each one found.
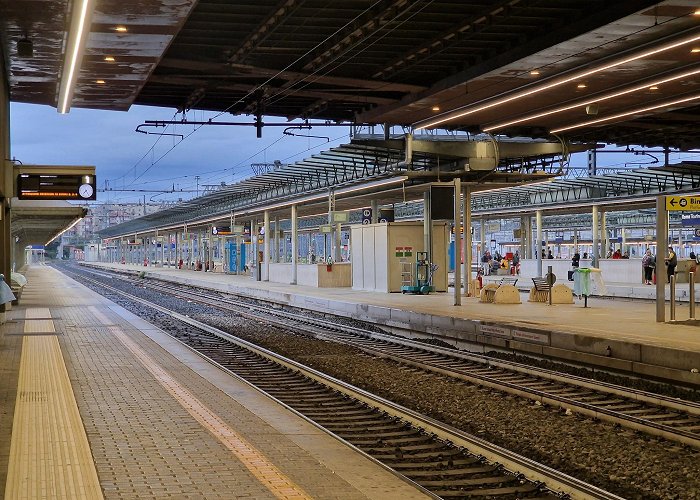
[401,252,437,294]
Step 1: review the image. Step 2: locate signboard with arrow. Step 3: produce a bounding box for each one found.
[666,196,700,211]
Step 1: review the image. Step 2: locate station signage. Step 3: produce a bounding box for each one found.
[666,196,700,211]
[362,208,372,225]
[212,226,232,235]
[681,212,700,226]
[17,173,97,200]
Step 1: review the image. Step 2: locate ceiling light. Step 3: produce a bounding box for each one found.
[576,83,587,89]
[483,67,700,131]
[96,80,105,84]
[529,70,540,76]
[58,0,95,114]
[648,85,659,91]
[431,106,440,112]
[114,26,127,32]
[550,93,700,134]
[694,9,700,15]
[104,56,115,62]
[415,32,700,130]
[692,48,700,53]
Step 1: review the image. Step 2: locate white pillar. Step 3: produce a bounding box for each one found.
[453,178,461,306]
[274,216,280,263]
[291,205,298,285]
[601,210,608,256]
[480,217,486,260]
[592,205,599,266]
[656,196,668,322]
[536,210,543,277]
[463,186,471,296]
[263,210,270,281]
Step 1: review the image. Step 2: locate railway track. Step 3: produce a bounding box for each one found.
[64,265,622,499]
[80,264,700,450]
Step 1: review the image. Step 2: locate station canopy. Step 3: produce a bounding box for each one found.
[100,135,588,237]
[11,199,86,248]
[3,0,700,149]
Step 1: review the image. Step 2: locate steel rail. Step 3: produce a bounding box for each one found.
[110,269,700,450]
[66,266,622,500]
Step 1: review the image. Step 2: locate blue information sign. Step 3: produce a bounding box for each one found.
[681,212,700,226]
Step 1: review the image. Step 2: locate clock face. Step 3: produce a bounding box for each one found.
[79,183,94,199]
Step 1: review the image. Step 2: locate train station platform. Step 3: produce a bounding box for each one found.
[87,262,700,387]
[0,264,429,499]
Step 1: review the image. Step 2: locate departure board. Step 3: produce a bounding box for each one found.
[17,174,97,200]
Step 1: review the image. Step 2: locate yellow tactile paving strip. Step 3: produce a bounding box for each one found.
[89,307,311,500]
[4,308,103,500]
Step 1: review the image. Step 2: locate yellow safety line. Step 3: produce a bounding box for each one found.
[5,308,103,500]
[89,307,311,500]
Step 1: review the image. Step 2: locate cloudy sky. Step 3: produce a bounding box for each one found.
[10,102,350,204]
[10,102,697,206]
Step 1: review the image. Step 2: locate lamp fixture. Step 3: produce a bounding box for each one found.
[648,85,659,91]
[694,9,700,15]
[431,106,440,112]
[529,70,540,76]
[57,0,95,114]
[692,48,700,53]
[95,80,105,84]
[104,55,115,62]
[483,67,700,132]
[576,83,587,89]
[414,31,700,130]
[550,93,700,134]
[114,26,128,32]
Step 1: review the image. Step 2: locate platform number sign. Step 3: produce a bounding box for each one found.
[362,208,372,225]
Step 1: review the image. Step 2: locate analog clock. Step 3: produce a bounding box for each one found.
[79,183,94,199]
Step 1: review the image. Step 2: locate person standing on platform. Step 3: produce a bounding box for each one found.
[642,249,654,285]
[665,246,677,283]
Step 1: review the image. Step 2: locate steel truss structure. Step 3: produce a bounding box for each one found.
[101,137,571,237]
[471,163,700,216]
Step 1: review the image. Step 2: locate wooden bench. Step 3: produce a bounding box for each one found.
[529,277,551,302]
[482,277,519,303]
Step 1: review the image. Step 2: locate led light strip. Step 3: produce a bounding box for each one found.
[58,0,94,114]
[415,31,700,130]
[550,93,700,133]
[483,67,700,132]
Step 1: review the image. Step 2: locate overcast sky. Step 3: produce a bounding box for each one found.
[10,102,698,206]
[9,102,350,205]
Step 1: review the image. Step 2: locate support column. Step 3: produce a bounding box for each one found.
[463,185,471,296]
[291,205,298,285]
[601,209,608,257]
[423,192,432,259]
[335,223,342,262]
[519,216,527,260]
[656,196,668,322]
[263,210,270,281]
[592,205,599,266]
[536,210,543,277]
[371,199,379,224]
[480,217,486,261]
[453,178,461,306]
[274,216,280,263]
[679,229,684,258]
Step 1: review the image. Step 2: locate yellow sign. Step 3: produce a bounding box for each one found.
[666,196,700,211]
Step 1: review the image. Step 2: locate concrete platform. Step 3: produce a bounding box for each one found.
[0,264,428,499]
[88,262,700,386]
